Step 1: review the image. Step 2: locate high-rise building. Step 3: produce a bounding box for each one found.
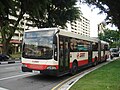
[0,30,23,54]
[98,22,106,34]
[66,15,90,37]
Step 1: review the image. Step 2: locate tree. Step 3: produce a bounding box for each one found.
[0,0,18,55]
[0,0,80,55]
[81,0,120,31]
[98,29,120,48]
[26,0,80,28]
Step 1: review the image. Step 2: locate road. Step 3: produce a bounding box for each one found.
[0,63,70,90]
[0,58,117,90]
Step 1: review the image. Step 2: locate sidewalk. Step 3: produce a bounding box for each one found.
[0,59,21,65]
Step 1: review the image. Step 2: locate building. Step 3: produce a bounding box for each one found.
[0,13,30,54]
[66,15,90,37]
[0,30,23,54]
[98,22,106,34]
[10,31,23,53]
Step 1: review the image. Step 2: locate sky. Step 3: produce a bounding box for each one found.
[80,4,107,37]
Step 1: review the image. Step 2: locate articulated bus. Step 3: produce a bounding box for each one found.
[21,28,109,76]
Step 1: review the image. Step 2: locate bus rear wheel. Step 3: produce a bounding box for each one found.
[70,62,78,75]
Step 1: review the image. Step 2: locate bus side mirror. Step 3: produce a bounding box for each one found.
[53,35,57,44]
[53,29,59,44]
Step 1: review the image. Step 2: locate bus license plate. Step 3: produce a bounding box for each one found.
[32,70,40,74]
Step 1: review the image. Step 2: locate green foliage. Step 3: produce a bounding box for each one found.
[98,29,120,48]
[70,58,120,90]
[0,0,80,54]
[81,0,120,31]
[10,52,21,59]
[25,0,80,28]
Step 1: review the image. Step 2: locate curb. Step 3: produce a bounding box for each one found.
[0,60,21,65]
[59,57,120,90]
[61,62,109,90]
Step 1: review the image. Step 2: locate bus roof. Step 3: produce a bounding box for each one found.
[59,29,99,43]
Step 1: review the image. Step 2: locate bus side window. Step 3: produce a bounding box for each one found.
[70,38,77,52]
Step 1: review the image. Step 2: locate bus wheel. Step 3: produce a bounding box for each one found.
[70,62,78,75]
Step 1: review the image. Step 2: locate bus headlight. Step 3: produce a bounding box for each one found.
[22,64,27,67]
[46,66,56,70]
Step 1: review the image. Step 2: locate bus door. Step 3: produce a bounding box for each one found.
[88,42,92,63]
[59,36,70,72]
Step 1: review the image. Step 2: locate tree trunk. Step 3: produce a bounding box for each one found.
[1,11,24,55]
[1,27,10,55]
[2,39,10,55]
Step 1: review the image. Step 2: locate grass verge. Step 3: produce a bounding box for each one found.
[70,58,120,90]
[10,52,21,59]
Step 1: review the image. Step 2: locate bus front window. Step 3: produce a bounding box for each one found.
[22,30,54,59]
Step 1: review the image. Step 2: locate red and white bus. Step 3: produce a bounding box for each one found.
[21,28,109,76]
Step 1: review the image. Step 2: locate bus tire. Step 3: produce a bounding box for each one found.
[70,61,78,75]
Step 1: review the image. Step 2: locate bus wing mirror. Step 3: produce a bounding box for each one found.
[53,29,59,44]
[53,35,57,44]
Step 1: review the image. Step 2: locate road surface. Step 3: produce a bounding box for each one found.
[0,63,70,90]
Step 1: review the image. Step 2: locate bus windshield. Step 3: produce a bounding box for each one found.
[22,30,55,59]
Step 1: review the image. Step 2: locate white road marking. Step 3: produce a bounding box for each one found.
[0,73,33,81]
[0,87,9,90]
[4,67,16,70]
